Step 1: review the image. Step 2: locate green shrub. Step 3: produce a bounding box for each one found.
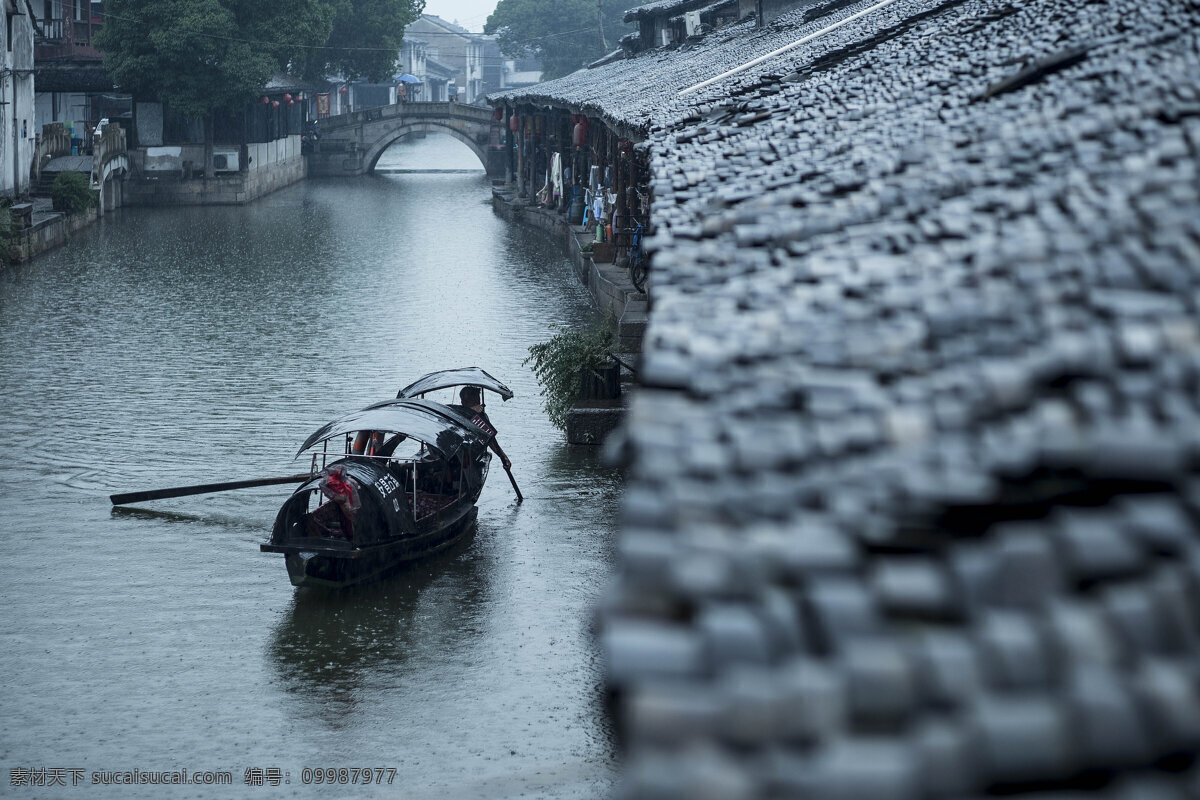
[51,171,95,215]
[524,322,615,431]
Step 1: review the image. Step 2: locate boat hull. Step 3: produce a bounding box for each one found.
[262,452,488,590]
[264,506,478,589]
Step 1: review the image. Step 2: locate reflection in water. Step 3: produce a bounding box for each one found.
[269,529,483,727]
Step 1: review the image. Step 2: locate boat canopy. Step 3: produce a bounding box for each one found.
[297,399,486,458]
[396,368,514,401]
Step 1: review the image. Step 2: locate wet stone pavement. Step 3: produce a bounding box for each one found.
[504,0,1200,796]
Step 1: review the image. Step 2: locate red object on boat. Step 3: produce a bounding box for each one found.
[320,468,360,511]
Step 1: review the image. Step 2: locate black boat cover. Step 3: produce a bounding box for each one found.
[297,399,487,458]
[396,368,514,401]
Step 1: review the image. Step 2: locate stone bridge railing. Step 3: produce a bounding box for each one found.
[90,122,127,187]
[318,100,496,132]
[31,123,72,185]
[91,122,129,216]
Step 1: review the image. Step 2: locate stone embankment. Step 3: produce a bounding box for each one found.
[499,0,1200,796]
[492,186,647,444]
[5,197,95,263]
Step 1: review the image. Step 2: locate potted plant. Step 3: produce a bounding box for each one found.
[524,322,619,432]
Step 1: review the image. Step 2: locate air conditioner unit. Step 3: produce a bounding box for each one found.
[211,150,240,173]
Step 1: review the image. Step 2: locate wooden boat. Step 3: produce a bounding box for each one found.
[260,368,513,589]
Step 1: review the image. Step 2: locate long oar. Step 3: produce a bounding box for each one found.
[110,473,314,506]
[503,465,524,503]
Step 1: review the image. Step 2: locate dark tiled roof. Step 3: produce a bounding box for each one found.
[490,0,922,129]
[505,0,1200,795]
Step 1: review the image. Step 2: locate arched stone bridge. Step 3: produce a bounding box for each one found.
[306,101,506,179]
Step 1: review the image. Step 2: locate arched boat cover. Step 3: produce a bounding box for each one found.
[296,399,486,458]
[396,368,514,401]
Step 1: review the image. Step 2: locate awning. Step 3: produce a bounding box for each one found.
[397,368,514,401]
[297,399,486,458]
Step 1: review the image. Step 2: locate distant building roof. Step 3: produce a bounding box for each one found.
[415,14,478,37]
[425,57,457,78]
[623,0,719,22]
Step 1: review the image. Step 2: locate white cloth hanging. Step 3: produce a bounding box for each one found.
[550,153,564,200]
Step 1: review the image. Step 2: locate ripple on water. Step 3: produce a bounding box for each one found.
[0,136,620,798]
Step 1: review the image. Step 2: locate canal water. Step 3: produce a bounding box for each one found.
[0,137,621,798]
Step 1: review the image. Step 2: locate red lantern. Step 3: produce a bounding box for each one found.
[283,93,292,102]
[261,96,269,104]
[339,86,347,94]
[509,114,519,132]
[271,100,280,109]
[573,121,587,147]
[287,99,294,106]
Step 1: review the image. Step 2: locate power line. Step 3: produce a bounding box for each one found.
[81,9,610,54]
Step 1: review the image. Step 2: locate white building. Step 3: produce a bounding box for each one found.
[406,15,485,104]
[2,0,36,199]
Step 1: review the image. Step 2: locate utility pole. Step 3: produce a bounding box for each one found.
[598,0,608,51]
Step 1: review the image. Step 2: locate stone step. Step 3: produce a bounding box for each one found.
[566,398,625,446]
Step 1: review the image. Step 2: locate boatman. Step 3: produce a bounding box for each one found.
[452,386,511,472]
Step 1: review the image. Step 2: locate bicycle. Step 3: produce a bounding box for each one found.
[626,220,647,294]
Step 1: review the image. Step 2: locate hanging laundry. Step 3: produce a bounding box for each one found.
[551,153,564,203]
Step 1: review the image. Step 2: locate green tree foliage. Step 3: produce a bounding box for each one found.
[485,0,631,80]
[303,0,426,82]
[96,0,425,114]
[524,323,616,432]
[95,0,334,120]
[331,0,424,81]
[50,172,95,215]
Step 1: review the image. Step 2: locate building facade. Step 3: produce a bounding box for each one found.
[406,15,485,103]
[2,0,37,198]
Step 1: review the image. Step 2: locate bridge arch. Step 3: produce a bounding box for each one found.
[363,122,490,174]
[308,102,504,179]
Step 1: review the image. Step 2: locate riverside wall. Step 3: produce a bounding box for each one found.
[124,137,306,207]
[491,184,647,445]
[491,185,646,351]
[5,204,97,264]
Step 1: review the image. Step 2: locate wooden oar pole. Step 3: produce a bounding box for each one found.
[503,465,524,503]
[110,473,314,506]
